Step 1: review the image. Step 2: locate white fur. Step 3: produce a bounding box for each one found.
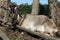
[20,15,58,36]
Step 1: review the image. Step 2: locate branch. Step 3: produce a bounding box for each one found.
[17,25,60,40]
[0,29,10,40]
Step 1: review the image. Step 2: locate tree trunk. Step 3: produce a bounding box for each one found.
[31,0,39,15]
[0,0,10,21]
[48,0,60,26]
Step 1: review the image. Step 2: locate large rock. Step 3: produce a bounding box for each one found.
[21,14,58,36]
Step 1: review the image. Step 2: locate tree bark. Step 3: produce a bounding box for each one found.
[48,0,60,26]
[31,0,39,15]
[0,0,10,21]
